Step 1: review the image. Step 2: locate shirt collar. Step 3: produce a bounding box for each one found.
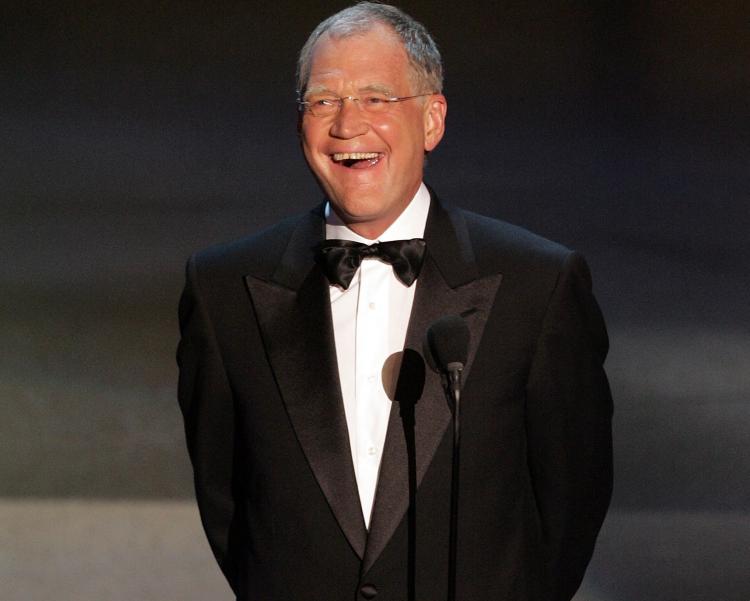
[325,182,430,243]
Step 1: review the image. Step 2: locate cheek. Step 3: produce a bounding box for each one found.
[375,116,425,155]
[300,122,325,152]
[371,111,408,140]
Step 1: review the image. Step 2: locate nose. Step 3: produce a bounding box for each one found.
[329,97,369,139]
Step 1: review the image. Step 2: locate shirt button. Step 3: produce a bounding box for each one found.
[367,375,376,384]
[367,446,377,456]
[368,302,376,310]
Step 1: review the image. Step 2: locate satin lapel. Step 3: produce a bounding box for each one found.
[362,201,503,575]
[244,210,367,559]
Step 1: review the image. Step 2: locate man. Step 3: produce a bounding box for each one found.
[177,3,613,601]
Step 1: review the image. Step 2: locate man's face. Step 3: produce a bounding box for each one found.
[299,25,446,238]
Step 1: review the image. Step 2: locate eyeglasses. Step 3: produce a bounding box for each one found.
[297,93,435,118]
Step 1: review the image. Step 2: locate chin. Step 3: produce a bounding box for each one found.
[332,198,382,222]
[328,185,381,214]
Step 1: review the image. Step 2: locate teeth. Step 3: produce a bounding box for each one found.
[332,152,380,161]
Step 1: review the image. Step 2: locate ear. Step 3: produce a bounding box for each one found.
[423,94,447,152]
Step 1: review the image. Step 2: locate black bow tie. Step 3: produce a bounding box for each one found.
[316,238,426,290]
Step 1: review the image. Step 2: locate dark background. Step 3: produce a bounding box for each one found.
[2,1,748,599]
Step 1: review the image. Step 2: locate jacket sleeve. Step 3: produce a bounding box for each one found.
[524,251,614,601]
[177,253,239,592]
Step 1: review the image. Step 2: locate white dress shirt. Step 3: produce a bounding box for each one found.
[326,183,430,528]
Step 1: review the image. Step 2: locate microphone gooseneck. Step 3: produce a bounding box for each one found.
[425,315,470,601]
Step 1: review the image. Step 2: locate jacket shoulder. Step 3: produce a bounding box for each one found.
[459,209,572,277]
[188,209,317,282]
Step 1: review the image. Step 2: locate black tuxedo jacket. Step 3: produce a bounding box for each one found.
[177,193,613,601]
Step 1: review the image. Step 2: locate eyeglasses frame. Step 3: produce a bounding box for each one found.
[296,92,436,116]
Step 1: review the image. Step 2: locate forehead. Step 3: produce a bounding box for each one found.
[306,24,413,93]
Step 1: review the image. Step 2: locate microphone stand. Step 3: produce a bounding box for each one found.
[425,314,470,601]
[445,363,463,601]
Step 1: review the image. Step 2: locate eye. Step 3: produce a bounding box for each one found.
[311,97,337,108]
[362,95,389,107]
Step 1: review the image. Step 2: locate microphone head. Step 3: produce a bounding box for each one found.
[425,315,470,373]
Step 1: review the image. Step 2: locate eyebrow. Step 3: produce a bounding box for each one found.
[303,83,396,99]
[303,85,334,99]
[359,84,395,96]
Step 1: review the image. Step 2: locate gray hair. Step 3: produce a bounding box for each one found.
[296,2,443,96]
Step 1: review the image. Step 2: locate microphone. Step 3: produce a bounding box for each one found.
[425,316,470,601]
[426,315,470,405]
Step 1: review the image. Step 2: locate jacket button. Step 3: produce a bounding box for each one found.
[360,583,378,599]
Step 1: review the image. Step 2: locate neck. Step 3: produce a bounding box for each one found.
[344,220,392,240]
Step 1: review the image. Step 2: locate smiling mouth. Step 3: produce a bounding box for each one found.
[331,152,382,168]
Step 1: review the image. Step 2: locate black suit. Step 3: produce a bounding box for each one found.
[177,193,613,601]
